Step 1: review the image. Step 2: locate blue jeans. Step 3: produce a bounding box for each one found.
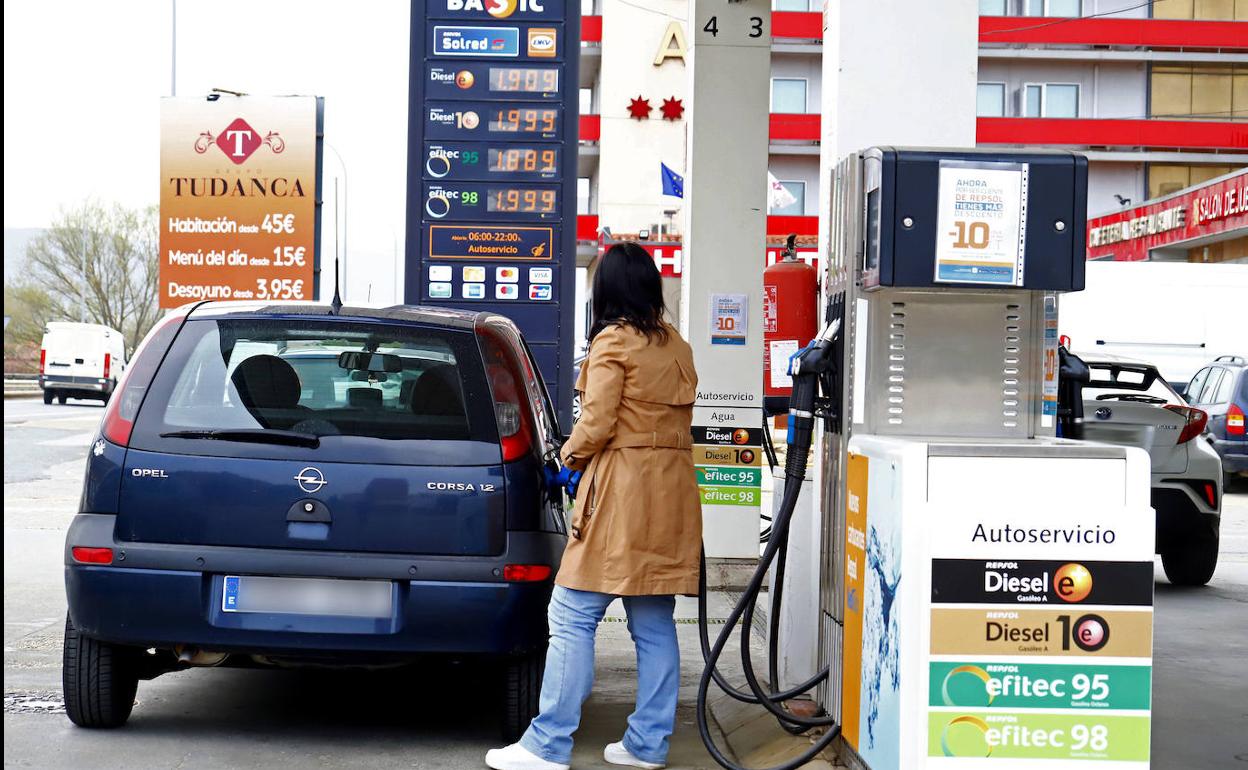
[519,586,679,766]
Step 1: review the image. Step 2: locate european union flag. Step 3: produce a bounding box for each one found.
[660,163,684,198]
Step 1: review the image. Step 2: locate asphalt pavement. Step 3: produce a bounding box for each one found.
[4,396,1247,769]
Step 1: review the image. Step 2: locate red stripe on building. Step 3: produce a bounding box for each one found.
[579,114,600,142]
[577,215,599,242]
[767,215,818,236]
[769,113,821,142]
[977,117,1248,150]
[772,12,822,40]
[581,15,602,43]
[979,16,1248,50]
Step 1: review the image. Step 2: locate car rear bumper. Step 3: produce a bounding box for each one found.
[1151,482,1220,552]
[1211,439,1248,473]
[65,514,564,657]
[40,374,110,392]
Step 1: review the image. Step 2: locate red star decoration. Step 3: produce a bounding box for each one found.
[660,97,684,121]
[627,96,652,120]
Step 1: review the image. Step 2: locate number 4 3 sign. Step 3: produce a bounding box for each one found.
[934,161,1029,287]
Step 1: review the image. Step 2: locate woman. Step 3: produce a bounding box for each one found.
[487,243,702,770]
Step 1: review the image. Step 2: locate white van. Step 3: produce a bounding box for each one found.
[38,322,127,404]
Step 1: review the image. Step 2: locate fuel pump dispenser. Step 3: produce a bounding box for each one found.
[697,148,1156,770]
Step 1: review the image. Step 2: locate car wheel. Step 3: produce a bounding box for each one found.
[1160,535,1219,587]
[57,393,68,405]
[43,389,54,405]
[501,648,545,741]
[62,614,139,728]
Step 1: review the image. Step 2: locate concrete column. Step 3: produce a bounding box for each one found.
[682,0,771,559]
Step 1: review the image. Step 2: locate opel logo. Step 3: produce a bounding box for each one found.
[294,467,328,493]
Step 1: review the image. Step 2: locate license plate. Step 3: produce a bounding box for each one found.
[222,575,393,618]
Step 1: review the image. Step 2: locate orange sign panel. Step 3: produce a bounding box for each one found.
[159,96,320,308]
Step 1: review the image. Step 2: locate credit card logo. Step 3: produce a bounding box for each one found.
[496,266,520,283]
[528,267,553,284]
[429,282,453,299]
[433,26,520,57]
[528,284,553,300]
[429,265,453,282]
[463,266,486,282]
[528,28,556,57]
[463,283,487,299]
[497,284,520,299]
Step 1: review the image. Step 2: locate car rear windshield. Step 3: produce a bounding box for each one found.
[130,318,500,461]
[1082,363,1181,405]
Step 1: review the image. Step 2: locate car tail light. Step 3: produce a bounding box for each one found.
[1203,482,1218,508]
[503,564,552,582]
[477,324,536,462]
[101,314,183,447]
[40,349,47,374]
[71,547,113,565]
[103,352,111,379]
[1229,403,1245,436]
[1164,404,1208,445]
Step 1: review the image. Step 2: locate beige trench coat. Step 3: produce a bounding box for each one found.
[557,323,702,596]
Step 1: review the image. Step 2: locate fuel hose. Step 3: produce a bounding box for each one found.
[695,323,843,770]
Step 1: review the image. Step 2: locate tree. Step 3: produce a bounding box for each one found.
[22,201,160,353]
[3,283,58,372]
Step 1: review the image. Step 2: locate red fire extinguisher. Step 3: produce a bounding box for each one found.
[763,234,818,400]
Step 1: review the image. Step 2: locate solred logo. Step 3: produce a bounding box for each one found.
[193,117,285,165]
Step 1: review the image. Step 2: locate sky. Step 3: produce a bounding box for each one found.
[3,0,412,303]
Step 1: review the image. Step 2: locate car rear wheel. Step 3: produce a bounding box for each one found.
[1161,535,1219,586]
[501,648,545,741]
[63,614,139,728]
[57,393,68,405]
[43,389,54,405]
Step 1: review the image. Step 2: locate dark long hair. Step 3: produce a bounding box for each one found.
[589,242,669,344]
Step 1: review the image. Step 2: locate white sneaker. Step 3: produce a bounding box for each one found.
[603,741,664,769]
[485,742,570,770]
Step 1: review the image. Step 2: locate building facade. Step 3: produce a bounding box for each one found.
[575,0,1247,271]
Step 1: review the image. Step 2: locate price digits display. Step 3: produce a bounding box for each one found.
[489,147,558,174]
[489,106,558,134]
[490,67,559,93]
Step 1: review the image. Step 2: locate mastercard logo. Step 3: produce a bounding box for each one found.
[1054,562,1093,603]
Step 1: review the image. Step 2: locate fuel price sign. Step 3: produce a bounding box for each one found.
[425,101,561,141]
[423,182,560,222]
[424,142,561,181]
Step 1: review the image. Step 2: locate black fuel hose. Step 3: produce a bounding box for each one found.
[695,403,841,769]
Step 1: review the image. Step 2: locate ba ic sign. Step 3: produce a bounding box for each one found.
[444,0,545,17]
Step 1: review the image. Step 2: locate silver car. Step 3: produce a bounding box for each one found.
[1079,354,1223,586]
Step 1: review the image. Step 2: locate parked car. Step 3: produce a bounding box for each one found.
[1078,354,1222,586]
[39,322,126,404]
[63,302,567,737]
[1181,356,1248,490]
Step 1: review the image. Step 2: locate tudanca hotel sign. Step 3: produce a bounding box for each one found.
[1086,169,1248,261]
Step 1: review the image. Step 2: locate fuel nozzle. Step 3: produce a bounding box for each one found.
[784,320,840,477]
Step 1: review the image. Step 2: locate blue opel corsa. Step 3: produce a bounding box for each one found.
[63,301,567,737]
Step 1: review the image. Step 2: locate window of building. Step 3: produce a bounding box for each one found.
[577,177,591,215]
[1023,83,1079,117]
[1151,64,1248,120]
[979,0,1007,13]
[774,0,813,10]
[771,78,808,113]
[579,88,593,114]
[977,83,1006,116]
[1025,0,1081,16]
[1153,0,1247,20]
[580,0,596,16]
[771,180,806,216]
[1147,164,1236,199]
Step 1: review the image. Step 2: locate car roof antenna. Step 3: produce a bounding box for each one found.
[330,177,343,315]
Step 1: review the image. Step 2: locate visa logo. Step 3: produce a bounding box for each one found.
[433,26,520,57]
